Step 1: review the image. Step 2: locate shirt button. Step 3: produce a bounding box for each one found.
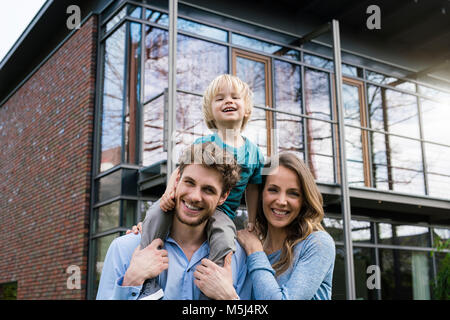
[131,292,137,296]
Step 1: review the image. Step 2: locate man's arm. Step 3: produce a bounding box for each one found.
[96,234,143,300]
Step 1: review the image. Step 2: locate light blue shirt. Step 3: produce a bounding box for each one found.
[194,132,265,219]
[247,231,335,300]
[96,233,252,300]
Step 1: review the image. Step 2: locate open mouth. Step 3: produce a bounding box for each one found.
[271,208,289,217]
[182,200,203,213]
[222,106,237,113]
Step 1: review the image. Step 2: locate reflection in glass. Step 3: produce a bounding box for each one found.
[343,83,364,186]
[274,60,303,157]
[385,89,420,138]
[332,246,346,300]
[379,249,431,300]
[97,170,122,203]
[144,26,168,102]
[389,136,424,194]
[123,200,137,229]
[322,217,344,242]
[146,10,228,42]
[351,220,371,242]
[232,33,283,55]
[177,34,228,93]
[378,223,430,247]
[304,53,333,70]
[174,93,212,163]
[354,247,377,300]
[366,70,416,92]
[143,95,165,166]
[177,17,228,42]
[105,7,126,32]
[100,25,126,172]
[125,23,141,165]
[304,69,334,183]
[96,201,120,233]
[127,4,142,19]
[94,233,120,297]
[236,56,268,156]
[420,97,450,145]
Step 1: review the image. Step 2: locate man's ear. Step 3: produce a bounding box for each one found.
[218,190,230,206]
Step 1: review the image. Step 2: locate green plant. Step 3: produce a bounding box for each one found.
[431,239,450,300]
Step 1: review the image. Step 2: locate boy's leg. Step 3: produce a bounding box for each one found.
[206,209,237,267]
[138,199,173,300]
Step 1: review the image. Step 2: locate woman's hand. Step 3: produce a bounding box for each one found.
[125,222,142,235]
[237,229,264,255]
[193,252,239,300]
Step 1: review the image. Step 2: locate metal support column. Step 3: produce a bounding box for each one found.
[167,0,178,180]
[332,19,356,300]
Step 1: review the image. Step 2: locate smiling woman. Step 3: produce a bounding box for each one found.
[235,152,336,299]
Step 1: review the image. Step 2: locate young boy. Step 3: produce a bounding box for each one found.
[138,74,264,300]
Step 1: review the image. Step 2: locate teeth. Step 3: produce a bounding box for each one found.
[273,209,288,215]
[223,107,236,112]
[184,201,201,211]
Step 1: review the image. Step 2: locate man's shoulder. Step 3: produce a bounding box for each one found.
[233,239,248,263]
[109,233,142,256]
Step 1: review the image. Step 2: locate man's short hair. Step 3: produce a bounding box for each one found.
[178,142,241,195]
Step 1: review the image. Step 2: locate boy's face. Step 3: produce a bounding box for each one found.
[211,84,249,130]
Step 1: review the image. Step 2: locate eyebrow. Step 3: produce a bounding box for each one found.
[268,184,300,192]
[183,175,219,193]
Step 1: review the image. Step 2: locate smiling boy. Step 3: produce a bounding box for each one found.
[138,74,265,299]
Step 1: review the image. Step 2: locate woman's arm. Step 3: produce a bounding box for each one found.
[248,232,335,300]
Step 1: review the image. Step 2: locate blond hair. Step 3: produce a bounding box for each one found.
[256,153,326,276]
[202,74,253,131]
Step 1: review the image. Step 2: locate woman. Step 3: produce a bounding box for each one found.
[128,153,335,300]
[234,152,335,300]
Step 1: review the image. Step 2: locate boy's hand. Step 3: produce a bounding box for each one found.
[126,222,142,235]
[160,188,176,212]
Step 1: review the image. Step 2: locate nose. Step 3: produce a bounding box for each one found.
[189,186,202,202]
[276,192,287,206]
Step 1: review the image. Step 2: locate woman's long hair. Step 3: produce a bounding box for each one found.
[256,153,325,276]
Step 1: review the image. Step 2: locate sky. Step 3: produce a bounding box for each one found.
[0,0,47,64]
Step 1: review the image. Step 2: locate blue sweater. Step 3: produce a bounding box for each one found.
[247,231,335,300]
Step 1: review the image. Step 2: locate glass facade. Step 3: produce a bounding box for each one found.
[89,0,450,300]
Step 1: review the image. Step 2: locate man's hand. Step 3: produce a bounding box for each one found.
[122,239,169,287]
[193,252,239,300]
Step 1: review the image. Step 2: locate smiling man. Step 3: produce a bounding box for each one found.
[96,142,252,300]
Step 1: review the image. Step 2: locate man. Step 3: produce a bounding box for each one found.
[96,142,251,300]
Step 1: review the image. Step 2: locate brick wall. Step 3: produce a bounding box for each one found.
[0,15,97,299]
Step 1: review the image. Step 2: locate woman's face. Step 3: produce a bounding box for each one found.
[262,165,303,230]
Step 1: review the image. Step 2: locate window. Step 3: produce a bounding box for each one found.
[0,282,17,300]
[233,49,272,157]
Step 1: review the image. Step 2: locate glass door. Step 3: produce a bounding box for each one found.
[232,49,273,156]
[341,77,371,187]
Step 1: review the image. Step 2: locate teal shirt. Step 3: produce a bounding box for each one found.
[194,132,264,219]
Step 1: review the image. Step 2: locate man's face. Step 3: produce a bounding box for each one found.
[174,164,228,227]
